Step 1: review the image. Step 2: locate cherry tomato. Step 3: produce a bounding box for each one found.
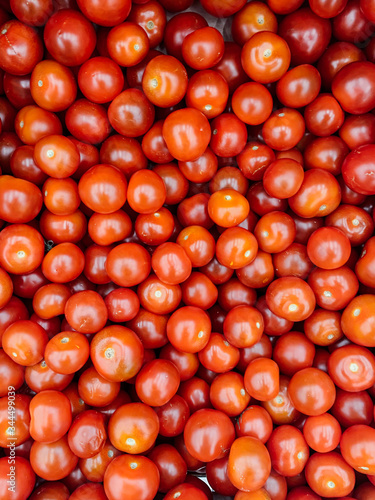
[90,325,144,382]
[44,9,96,67]
[184,408,235,462]
[228,436,271,492]
[108,402,159,454]
[143,55,188,108]
[210,371,250,416]
[303,413,341,453]
[223,305,263,348]
[136,359,180,406]
[267,425,309,477]
[241,32,290,84]
[167,306,211,353]
[0,456,35,500]
[277,65,321,108]
[164,483,208,500]
[182,27,224,70]
[0,20,43,76]
[261,375,300,426]
[262,108,305,151]
[305,94,344,137]
[332,61,375,115]
[278,8,332,65]
[288,367,336,416]
[31,60,77,112]
[289,169,341,218]
[78,57,124,104]
[232,1,277,45]
[244,358,279,401]
[30,436,78,481]
[186,70,229,119]
[328,344,375,392]
[162,108,211,162]
[341,294,375,347]
[100,135,147,178]
[155,394,190,437]
[76,0,131,27]
[106,243,151,287]
[108,22,150,67]
[29,390,72,443]
[2,319,48,366]
[305,451,355,497]
[68,410,107,459]
[104,454,159,500]
[66,99,111,145]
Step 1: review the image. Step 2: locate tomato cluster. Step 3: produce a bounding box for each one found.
[1,0,375,499]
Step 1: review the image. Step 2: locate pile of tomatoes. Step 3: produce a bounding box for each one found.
[1,0,375,499]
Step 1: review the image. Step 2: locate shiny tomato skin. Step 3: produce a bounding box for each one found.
[241,32,290,84]
[0,456,35,500]
[76,0,132,27]
[78,57,124,104]
[68,410,107,459]
[342,144,375,196]
[162,108,211,162]
[31,60,77,112]
[90,325,144,383]
[267,425,309,477]
[136,359,180,407]
[184,408,235,462]
[0,21,43,76]
[278,7,331,65]
[0,224,45,275]
[108,402,159,454]
[147,444,187,493]
[164,483,209,500]
[288,367,336,416]
[30,436,78,481]
[29,390,72,443]
[106,243,151,287]
[44,10,96,67]
[341,294,375,347]
[0,176,43,224]
[104,454,160,500]
[332,61,375,115]
[303,413,341,453]
[305,451,355,498]
[340,425,375,474]
[227,436,271,492]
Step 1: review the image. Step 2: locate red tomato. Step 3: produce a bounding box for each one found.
[104,454,160,500]
[143,55,188,108]
[228,436,271,492]
[0,21,43,75]
[29,390,72,443]
[244,358,279,401]
[267,425,309,477]
[305,451,355,497]
[0,456,35,500]
[162,108,211,162]
[108,89,155,138]
[31,60,77,112]
[241,32,291,83]
[303,413,341,453]
[44,10,96,66]
[184,408,235,462]
[30,436,78,481]
[288,367,336,416]
[108,402,159,454]
[68,410,107,459]
[136,359,180,406]
[90,325,144,382]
